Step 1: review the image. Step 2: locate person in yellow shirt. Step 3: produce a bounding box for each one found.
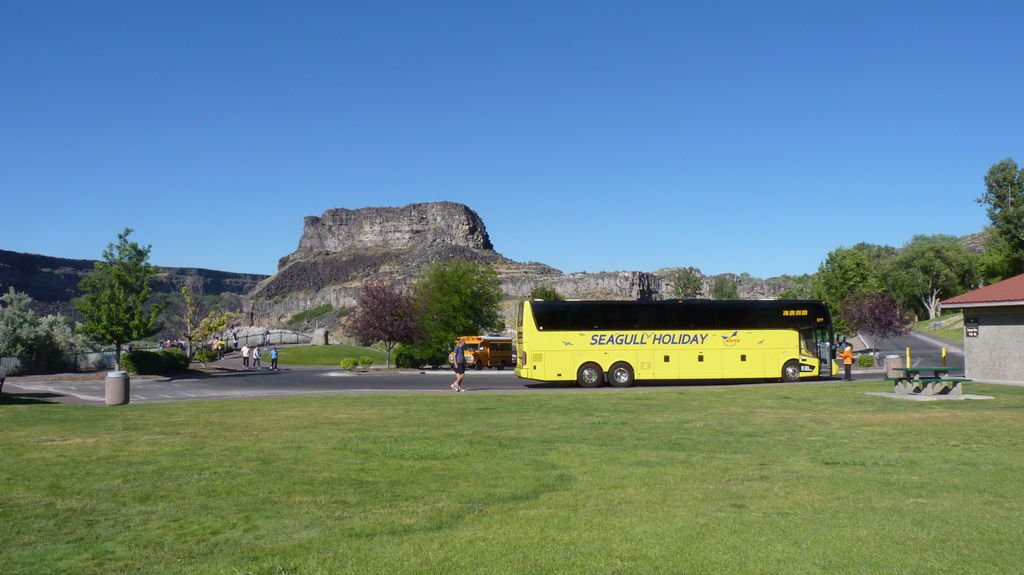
[838,344,854,381]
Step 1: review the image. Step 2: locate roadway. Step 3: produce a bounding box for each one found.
[867,331,963,371]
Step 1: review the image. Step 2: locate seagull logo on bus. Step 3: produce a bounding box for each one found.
[722,331,741,347]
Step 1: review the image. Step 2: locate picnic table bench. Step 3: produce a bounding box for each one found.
[884,366,972,396]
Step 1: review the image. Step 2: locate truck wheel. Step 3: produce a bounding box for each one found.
[577,363,603,388]
[609,362,635,387]
[781,360,801,383]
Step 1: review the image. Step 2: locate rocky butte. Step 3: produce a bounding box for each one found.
[244,201,798,328]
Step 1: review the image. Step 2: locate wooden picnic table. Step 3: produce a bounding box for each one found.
[884,366,971,396]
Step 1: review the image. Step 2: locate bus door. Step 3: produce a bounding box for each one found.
[802,327,833,377]
[816,327,835,376]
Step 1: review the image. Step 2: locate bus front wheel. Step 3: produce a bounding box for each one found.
[781,360,801,383]
[577,363,604,388]
[609,362,634,387]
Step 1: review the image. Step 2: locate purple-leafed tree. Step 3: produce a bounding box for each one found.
[345,281,421,368]
[840,291,910,350]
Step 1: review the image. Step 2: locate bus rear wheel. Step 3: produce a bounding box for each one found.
[577,363,604,388]
[781,360,801,383]
[609,362,634,387]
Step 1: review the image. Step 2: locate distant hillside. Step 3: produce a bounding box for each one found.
[0,249,268,316]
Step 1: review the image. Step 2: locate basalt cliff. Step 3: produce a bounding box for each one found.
[0,249,267,317]
[244,202,798,327]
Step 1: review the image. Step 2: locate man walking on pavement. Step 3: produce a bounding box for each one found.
[450,337,467,392]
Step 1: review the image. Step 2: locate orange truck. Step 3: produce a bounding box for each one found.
[448,335,515,370]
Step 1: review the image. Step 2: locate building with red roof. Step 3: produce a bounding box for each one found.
[942,273,1024,384]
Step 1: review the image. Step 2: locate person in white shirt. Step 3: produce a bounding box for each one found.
[241,345,250,368]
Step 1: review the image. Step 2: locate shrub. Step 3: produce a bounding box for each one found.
[119,351,144,374]
[394,344,448,369]
[339,358,358,370]
[857,354,875,368]
[121,349,189,375]
[0,288,91,373]
[194,349,217,364]
[394,348,420,369]
[358,356,373,369]
[160,349,189,372]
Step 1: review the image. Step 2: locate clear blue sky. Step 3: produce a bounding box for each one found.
[3,1,1022,278]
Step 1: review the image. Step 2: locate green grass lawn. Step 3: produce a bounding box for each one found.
[3,382,1024,574]
[275,344,387,366]
[913,312,964,343]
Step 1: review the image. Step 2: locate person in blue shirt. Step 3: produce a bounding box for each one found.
[450,337,467,392]
[270,347,279,371]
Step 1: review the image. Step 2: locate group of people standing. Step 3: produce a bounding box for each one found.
[240,344,279,370]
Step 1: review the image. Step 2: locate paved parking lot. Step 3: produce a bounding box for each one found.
[1,331,961,405]
[5,368,535,404]
[5,365,871,405]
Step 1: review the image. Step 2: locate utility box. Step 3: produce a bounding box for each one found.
[884,355,903,379]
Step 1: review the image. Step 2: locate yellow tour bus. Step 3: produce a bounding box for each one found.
[448,335,515,370]
[515,299,839,387]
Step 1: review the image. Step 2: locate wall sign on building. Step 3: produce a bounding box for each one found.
[965,318,979,338]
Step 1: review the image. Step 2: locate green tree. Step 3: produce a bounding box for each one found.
[880,235,978,320]
[850,242,898,269]
[409,261,503,366]
[812,247,875,335]
[529,285,564,301]
[979,229,1017,282]
[175,285,235,362]
[670,268,703,298]
[977,158,1024,279]
[711,277,738,300]
[76,229,166,371]
[194,310,235,346]
[774,274,814,299]
[178,286,200,361]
